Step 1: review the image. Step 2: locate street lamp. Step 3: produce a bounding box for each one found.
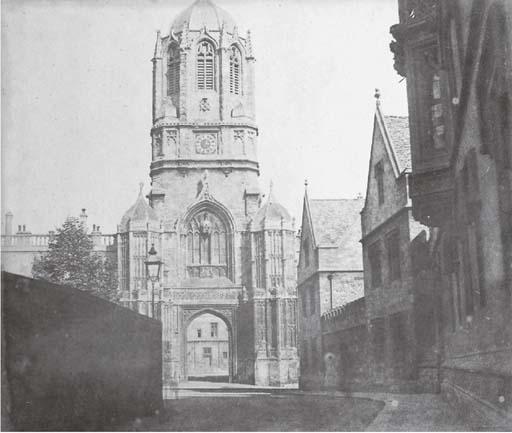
[145,243,162,319]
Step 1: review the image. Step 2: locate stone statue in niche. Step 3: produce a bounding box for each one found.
[196,169,212,199]
[199,212,212,237]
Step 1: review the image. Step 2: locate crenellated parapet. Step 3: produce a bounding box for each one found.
[321,297,366,335]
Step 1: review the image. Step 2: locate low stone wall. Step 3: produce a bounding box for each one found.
[1,272,162,431]
[321,298,368,390]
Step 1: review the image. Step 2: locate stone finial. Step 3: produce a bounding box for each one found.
[79,208,88,227]
[374,88,381,105]
[4,211,13,235]
[180,23,190,49]
[153,30,162,60]
[139,182,144,196]
[268,180,274,204]
[220,22,228,49]
[304,178,308,190]
[246,30,254,58]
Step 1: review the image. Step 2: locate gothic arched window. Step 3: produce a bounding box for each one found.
[197,40,215,90]
[229,46,242,95]
[186,211,228,278]
[168,44,180,96]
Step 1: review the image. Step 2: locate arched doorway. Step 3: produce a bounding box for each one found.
[185,311,232,382]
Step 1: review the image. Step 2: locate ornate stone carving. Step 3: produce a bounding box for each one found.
[234,130,245,154]
[199,98,210,112]
[247,131,255,146]
[182,307,235,329]
[173,289,240,303]
[154,132,163,156]
[195,133,217,154]
[165,129,177,156]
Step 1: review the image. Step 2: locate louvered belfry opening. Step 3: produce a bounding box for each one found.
[167,44,180,96]
[229,45,241,95]
[197,40,215,90]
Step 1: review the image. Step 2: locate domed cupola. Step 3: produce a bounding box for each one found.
[252,183,292,230]
[170,0,238,34]
[119,184,159,232]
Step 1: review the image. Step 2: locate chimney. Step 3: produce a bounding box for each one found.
[4,211,13,235]
[80,208,88,228]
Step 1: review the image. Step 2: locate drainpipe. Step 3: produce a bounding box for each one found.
[327,274,334,310]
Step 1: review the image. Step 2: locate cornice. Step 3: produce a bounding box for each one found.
[150,158,260,175]
[151,120,258,132]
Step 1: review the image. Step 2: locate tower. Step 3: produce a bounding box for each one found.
[118,0,298,391]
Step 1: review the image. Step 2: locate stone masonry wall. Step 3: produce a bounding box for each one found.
[1,272,162,431]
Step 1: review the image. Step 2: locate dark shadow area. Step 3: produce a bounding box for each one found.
[188,376,230,383]
[1,272,162,431]
[112,395,385,431]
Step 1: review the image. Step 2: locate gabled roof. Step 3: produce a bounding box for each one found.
[362,95,411,211]
[382,115,411,172]
[308,199,364,247]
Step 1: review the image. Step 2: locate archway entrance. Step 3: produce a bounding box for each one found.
[185,311,231,382]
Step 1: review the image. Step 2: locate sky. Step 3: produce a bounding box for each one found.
[1,0,407,234]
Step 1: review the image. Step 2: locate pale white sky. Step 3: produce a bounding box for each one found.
[2,0,407,234]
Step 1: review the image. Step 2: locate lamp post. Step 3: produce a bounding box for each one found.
[145,243,162,319]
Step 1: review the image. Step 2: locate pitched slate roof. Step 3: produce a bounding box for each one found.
[383,115,411,172]
[309,198,363,247]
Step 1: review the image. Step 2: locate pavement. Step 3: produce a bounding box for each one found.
[305,391,470,431]
[161,381,471,431]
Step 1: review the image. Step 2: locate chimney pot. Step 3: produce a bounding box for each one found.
[4,211,13,235]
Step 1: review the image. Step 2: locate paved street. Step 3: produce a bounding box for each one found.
[117,394,383,431]
[113,382,471,432]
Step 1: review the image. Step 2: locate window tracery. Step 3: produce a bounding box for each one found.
[229,46,242,95]
[186,210,229,278]
[197,40,215,90]
[167,44,180,96]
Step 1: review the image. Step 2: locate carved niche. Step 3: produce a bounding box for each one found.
[234,130,245,154]
[164,129,178,157]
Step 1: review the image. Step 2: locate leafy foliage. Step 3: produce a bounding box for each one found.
[32,217,119,302]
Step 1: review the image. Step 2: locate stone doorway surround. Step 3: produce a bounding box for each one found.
[181,305,238,383]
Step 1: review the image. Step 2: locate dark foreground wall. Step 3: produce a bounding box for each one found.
[1,272,162,431]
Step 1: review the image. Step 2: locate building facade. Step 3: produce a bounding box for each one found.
[186,313,229,379]
[117,0,299,391]
[361,95,432,391]
[297,187,364,390]
[1,210,116,278]
[1,0,299,392]
[391,0,512,425]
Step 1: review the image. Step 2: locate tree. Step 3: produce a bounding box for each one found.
[32,217,119,302]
